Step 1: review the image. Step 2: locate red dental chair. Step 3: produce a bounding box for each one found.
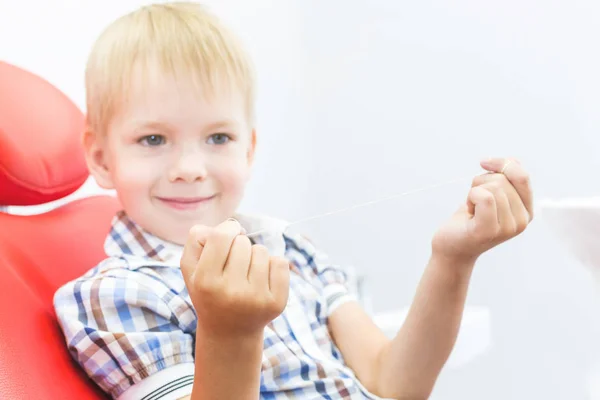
[0,61,118,399]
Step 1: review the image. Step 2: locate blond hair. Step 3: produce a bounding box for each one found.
[85,1,256,135]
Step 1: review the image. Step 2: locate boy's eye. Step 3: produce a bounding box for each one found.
[139,135,165,146]
[207,133,231,145]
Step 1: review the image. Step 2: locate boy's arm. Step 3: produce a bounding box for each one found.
[180,254,473,400]
[180,220,290,400]
[188,331,264,400]
[176,332,263,400]
[329,255,475,400]
[330,158,533,399]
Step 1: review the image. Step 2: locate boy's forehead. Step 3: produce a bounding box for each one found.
[128,64,239,103]
[115,68,248,127]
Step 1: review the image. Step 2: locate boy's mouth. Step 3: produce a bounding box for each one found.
[156,195,216,210]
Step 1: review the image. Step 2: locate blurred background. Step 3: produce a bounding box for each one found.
[2,0,600,398]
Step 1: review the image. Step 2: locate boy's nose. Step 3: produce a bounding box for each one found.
[168,153,208,183]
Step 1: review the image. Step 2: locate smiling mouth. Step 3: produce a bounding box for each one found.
[156,195,216,210]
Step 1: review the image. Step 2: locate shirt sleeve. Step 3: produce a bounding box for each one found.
[53,264,196,400]
[284,234,357,316]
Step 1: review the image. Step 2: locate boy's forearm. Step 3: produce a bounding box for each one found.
[376,254,476,399]
[191,327,263,400]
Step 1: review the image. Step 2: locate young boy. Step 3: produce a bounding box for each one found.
[54,2,534,399]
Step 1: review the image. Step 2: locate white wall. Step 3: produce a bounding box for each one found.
[294,1,600,399]
[2,0,600,399]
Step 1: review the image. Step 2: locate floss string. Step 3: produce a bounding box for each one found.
[246,175,474,238]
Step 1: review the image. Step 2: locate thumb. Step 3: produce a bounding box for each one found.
[480,157,518,174]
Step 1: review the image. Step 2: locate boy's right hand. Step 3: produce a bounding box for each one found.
[180,219,290,338]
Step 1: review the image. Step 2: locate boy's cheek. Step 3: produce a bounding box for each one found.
[218,165,251,191]
[112,162,157,189]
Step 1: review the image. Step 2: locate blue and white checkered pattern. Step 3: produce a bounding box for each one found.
[54,211,380,399]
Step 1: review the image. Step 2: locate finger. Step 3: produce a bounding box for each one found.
[223,235,252,280]
[472,173,530,237]
[269,256,290,307]
[467,186,498,231]
[198,218,245,276]
[490,175,530,234]
[180,224,211,284]
[501,162,533,221]
[471,171,498,188]
[482,181,516,234]
[480,157,521,174]
[469,174,496,214]
[248,244,270,290]
[480,158,533,220]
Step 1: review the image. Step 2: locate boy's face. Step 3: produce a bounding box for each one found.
[86,73,256,245]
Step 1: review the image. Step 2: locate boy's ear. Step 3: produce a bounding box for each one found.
[247,128,257,166]
[82,129,114,190]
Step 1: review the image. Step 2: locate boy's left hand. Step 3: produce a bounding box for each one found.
[431,157,534,265]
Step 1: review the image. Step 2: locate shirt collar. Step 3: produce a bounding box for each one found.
[104,210,289,263]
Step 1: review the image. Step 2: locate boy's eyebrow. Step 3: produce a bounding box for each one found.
[132,120,176,131]
[131,120,237,131]
[204,119,237,131]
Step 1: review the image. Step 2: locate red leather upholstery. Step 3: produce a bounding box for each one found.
[0,197,120,399]
[0,61,120,399]
[0,61,88,206]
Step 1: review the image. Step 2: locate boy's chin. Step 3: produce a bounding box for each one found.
[160,216,232,244]
[132,206,240,245]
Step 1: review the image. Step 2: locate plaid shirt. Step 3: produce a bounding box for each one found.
[54,211,383,400]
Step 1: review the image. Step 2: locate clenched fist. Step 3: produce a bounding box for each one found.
[180,219,290,337]
[432,157,534,264]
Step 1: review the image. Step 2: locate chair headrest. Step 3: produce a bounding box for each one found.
[0,61,89,206]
